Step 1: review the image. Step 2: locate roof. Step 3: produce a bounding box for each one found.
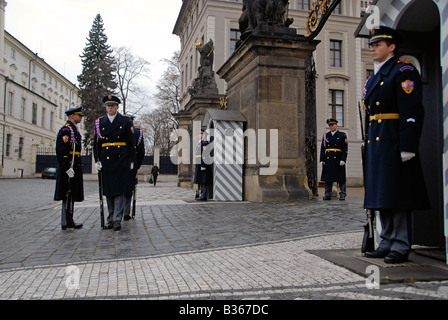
[203,109,246,126]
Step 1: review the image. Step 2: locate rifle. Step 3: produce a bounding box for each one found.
[131,177,137,219]
[358,101,375,255]
[98,171,105,229]
[65,141,76,223]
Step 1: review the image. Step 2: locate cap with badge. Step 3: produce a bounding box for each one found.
[66,106,84,116]
[103,95,121,106]
[326,118,338,125]
[369,25,402,45]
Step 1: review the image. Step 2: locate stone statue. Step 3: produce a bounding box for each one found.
[188,39,219,96]
[239,0,293,39]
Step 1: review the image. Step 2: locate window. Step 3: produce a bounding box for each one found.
[18,137,24,159]
[32,103,38,125]
[20,98,26,120]
[298,0,310,10]
[42,107,46,127]
[330,40,342,67]
[328,90,344,126]
[7,92,13,115]
[332,0,341,14]
[6,134,11,157]
[50,111,54,131]
[230,29,241,55]
[10,48,15,59]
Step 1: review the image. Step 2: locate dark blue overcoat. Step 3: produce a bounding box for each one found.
[319,130,348,183]
[193,139,212,185]
[93,113,136,197]
[54,121,84,202]
[363,56,429,210]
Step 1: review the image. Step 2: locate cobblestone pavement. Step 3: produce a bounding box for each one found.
[0,180,447,302]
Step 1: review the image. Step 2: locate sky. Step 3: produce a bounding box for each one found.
[4,0,182,97]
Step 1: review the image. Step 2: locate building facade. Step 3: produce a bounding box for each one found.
[0,1,81,177]
[173,0,373,186]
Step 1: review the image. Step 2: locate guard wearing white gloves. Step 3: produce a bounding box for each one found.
[319,118,348,201]
[93,95,136,231]
[362,26,430,263]
[54,106,84,230]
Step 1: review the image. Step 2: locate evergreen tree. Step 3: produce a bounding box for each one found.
[78,14,117,147]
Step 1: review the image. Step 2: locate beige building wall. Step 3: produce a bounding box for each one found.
[1,3,81,177]
[174,0,372,185]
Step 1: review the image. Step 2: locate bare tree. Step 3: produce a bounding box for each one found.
[112,46,150,114]
[134,50,181,156]
[153,51,180,128]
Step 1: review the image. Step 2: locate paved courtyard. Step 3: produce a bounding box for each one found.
[0,179,447,303]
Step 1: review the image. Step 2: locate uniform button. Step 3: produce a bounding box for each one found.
[107,157,110,160]
[106,147,109,150]
[378,119,382,123]
[368,140,370,144]
[380,81,384,86]
[376,101,380,106]
[376,137,380,141]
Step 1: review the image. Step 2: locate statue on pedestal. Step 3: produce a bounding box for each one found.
[238,0,294,41]
[188,39,219,97]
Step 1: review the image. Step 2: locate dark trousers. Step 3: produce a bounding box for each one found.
[61,199,74,227]
[152,174,158,186]
[378,209,412,256]
[198,184,208,199]
[106,194,126,223]
[324,182,346,197]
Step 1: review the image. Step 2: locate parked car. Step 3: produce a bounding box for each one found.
[41,167,57,179]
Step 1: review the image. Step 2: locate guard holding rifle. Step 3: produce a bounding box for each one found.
[94,95,136,231]
[319,118,348,201]
[362,26,429,263]
[54,106,84,230]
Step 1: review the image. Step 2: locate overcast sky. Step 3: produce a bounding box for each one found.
[4,0,182,96]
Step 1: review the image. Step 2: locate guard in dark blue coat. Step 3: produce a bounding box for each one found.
[123,114,145,220]
[54,106,84,230]
[362,26,429,263]
[194,129,212,201]
[319,118,348,200]
[93,95,136,231]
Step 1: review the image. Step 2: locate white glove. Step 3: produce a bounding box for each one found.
[201,167,206,171]
[95,161,102,171]
[66,168,75,178]
[320,162,325,166]
[130,162,134,170]
[340,161,346,166]
[401,152,415,162]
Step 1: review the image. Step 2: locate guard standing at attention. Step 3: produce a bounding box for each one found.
[94,95,136,231]
[319,118,348,200]
[362,26,429,263]
[123,114,145,220]
[54,106,84,230]
[194,128,212,201]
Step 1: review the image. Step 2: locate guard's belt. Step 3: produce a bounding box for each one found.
[102,142,126,147]
[69,151,81,155]
[325,148,342,152]
[369,113,399,121]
